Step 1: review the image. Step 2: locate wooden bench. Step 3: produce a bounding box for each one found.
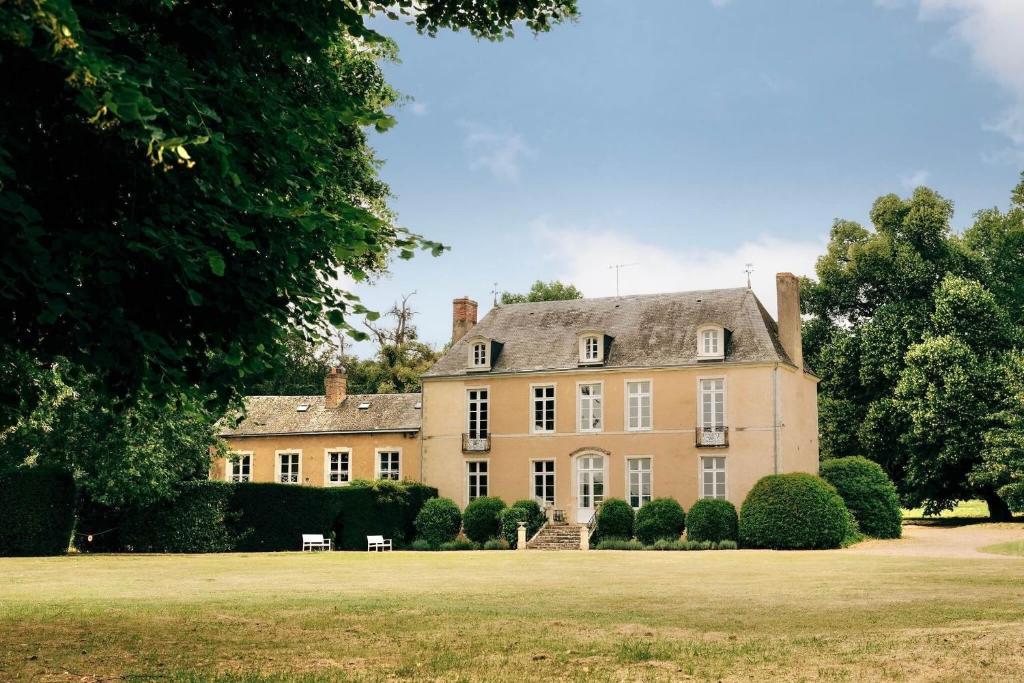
[301,533,332,551]
[366,534,392,552]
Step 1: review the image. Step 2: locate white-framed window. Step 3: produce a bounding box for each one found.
[699,378,726,428]
[697,325,725,358]
[471,341,488,368]
[532,460,555,506]
[579,334,603,364]
[627,457,652,508]
[376,450,401,481]
[577,382,603,432]
[276,451,300,484]
[467,388,489,439]
[701,456,726,499]
[625,380,652,431]
[325,449,350,486]
[466,460,489,502]
[226,453,252,483]
[531,384,556,433]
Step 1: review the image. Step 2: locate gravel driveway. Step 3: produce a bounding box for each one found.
[848,523,1024,559]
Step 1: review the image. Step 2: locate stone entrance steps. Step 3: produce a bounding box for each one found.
[527,524,585,550]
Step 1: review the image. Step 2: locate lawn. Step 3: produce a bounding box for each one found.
[981,540,1024,558]
[2,547,1024,682]
[902,499,992,519]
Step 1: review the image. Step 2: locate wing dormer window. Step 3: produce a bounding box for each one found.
[467,336,492,371]
[697,324,726,360]
[578,332,606,365]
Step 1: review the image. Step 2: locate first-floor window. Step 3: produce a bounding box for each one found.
[278,452,300,484]
[467,461,488,501]
[578,383,603,432]
[228,453,251,482]
[701,456,726,499]
[627,457,652,508]
[326,450,350,485]
[532,460,555,505]
[532,385,556,433]
[377,450,401,481]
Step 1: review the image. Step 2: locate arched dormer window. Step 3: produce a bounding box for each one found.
[697,324,725,359]
[578,331,606,365]
[467,336,491,371]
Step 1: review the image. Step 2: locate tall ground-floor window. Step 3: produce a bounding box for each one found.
[701,456,726,499]
[532,460,555,505]
[627,457,652,508]
[277,452,300,484]
[467,460,489,501]
[377,450,401,481]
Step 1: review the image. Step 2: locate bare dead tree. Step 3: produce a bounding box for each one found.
[363,291,418,347]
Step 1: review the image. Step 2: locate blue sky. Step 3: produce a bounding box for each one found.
[344,0,1024,356]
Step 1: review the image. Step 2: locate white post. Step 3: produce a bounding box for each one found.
[579,525,589,551]
[517,522,527,551]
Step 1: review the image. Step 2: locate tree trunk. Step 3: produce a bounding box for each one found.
[983,491,1013,522]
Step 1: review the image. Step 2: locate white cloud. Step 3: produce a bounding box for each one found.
[912,0,1024,154]
[534,220,825,318]
[900,169,931,189]
[409,101,428,116]
[461,122,534,182]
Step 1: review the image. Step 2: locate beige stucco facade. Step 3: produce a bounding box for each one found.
[421,361,818,518]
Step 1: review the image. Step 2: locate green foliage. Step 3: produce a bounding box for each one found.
[461,496,506,543]
[739,474,851,550]
[633,498,685,545]
[595,498,635,541]
[595,537,646,551]
[686,499,739,543]
[414,497,462,547]
[510,499,546,537]
[482,538,510,550]
[438,538,478,551]
[973,352,1024,512]
[121,481,237,553]
[0,465,76,556]
[498,506,531,548]
[650,539,734,551]
[820,456,902,538]
[409,539,433,551]
[500,280,583,305]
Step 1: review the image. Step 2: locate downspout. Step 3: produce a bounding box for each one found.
[772,363,782,474]
[419,382,426,484]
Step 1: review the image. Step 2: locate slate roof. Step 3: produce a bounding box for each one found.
[220,393,422,437]
[424,287,804,378]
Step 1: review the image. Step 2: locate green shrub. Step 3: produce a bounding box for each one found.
[461,496,506,544]
[498,506,531,547]
[595,498,635,540]
[509,499,546,537]
[650,538,684,550]
[634,498,685,545]
[820,456,902,539]
[0,465,76,556]
[439,538,478,551]
[414,497,462,546]
[686,499,739,543]
[483,538,510,550]
[739,473,851,550]
[230,483,345,551]
[409,539,433,551]
[717,540,738,550]
[595,537,645,550]
[122,481,237,553]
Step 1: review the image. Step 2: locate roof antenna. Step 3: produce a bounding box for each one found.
[744,263,754,289]
[609,263,638,297]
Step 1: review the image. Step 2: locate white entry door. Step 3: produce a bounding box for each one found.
[576,454,605,523]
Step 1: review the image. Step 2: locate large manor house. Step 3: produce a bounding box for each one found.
[213,273,819,520]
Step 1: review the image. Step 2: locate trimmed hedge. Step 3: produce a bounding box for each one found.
[498,506,530,547]
[686,499,739,543]
[739,473,851,550]
[74,494,123,553]
[595,498,635,540]
[122,481,237,553]
[415,497,462,547]
[510,499,546,538]
[0,465,76,556]
[820,456,902,539]
[461,496,506,543]
[634,498,685,545]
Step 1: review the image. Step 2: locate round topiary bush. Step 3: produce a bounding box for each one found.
[739,473,851,549]
[595,498,635,540]
[414,497,463,547]
[634,498,685,544]
[686,498,739,543]
[461,496,506,543]
[820,456,902,539]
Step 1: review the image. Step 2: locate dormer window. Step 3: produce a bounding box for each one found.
[697,324,726,359]
[467,336,493,371]
[578,332,606,365]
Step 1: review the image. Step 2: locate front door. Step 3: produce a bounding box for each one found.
[576,454,605,523]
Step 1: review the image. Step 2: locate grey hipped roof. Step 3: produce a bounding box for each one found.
[219,393,422,437]
[424,287,802,378]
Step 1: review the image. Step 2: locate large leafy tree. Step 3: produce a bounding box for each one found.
[804,179,1023,518]
[500,280,583,304]
[0,0,576,424]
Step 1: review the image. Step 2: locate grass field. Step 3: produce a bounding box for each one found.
[2,538,1024,682]
[901,499,992,519]
[980,540,1024,557]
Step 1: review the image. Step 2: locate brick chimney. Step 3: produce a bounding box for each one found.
[775,273,803,369]
[452,297,478,343]
[325,366,347,408]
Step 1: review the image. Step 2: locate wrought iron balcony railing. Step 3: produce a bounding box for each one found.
[696,425,729,448]
[462,433,491,453]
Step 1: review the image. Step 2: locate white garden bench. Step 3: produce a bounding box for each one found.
[301,533,332,551]
[366,534,392,552]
